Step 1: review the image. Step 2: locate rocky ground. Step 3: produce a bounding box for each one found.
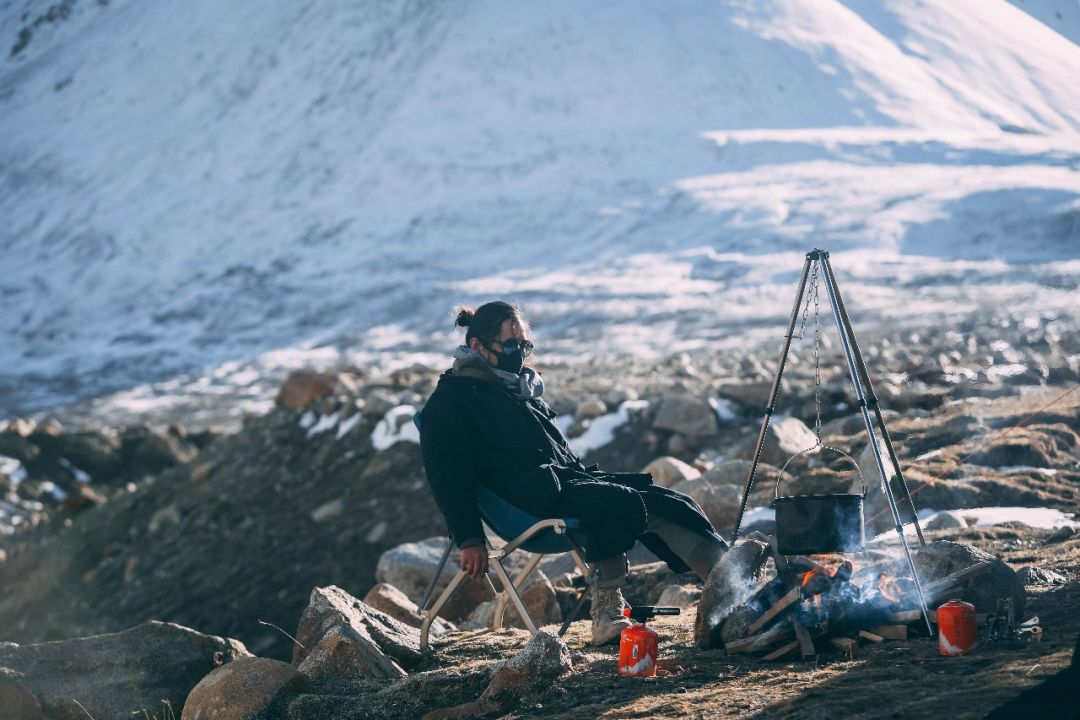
[0,306,1078,717]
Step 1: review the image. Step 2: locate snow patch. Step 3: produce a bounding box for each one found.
[336,412,362,439]
[0,455,28,486]
[371,405,420,451]
[305,412,340,438]
[565,400,649,457]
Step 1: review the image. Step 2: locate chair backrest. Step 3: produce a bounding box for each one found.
[414,409,583,555]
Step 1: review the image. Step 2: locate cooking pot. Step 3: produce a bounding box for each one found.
[772,445,866,555]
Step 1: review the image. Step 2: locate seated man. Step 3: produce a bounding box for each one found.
[419,300,729,645]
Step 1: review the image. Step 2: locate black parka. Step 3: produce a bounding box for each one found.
[419,366,722,569]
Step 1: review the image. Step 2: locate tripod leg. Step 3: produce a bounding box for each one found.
[821,254,926,546]
[731,252,815,544]
[818,254,934,637]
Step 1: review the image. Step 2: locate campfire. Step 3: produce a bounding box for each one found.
[720,538,994,661]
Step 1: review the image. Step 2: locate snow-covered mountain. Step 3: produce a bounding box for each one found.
[2,0,1078,425]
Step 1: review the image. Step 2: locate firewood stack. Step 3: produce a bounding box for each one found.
[719,538,995,662]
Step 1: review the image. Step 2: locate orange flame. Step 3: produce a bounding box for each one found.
[877,572,903,603]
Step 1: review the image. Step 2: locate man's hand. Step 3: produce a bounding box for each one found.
[460,545,488,579]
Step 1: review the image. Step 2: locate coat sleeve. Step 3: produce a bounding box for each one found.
[419,392,485,548]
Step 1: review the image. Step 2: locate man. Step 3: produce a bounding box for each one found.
[419,301,728,644]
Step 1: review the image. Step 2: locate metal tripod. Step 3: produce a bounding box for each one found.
[730,249,934,635]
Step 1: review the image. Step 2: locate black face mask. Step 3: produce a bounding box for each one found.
[494,348,525,374]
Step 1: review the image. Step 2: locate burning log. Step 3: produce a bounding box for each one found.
[746,586,801,635]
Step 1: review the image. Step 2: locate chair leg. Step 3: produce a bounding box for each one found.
[558,561,595,637]
[420,569,468,652]
[419,540,454,612]
[490,560,539,635]
[493,551,544,630]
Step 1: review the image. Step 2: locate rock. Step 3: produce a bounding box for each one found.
[694,538,771,648]
[642,456,701,488]
[652,394,717,438]
[914,540,1025,616]
[604,385,638,407]
[719,603,762,644]
[716,381,775,408]
[376,537,495,623]
[575,396,607,420]
[0,668,42,720]
[59,483,107,512]
[363,389,399,419]
[732,416,817,467]
[1016,566,1069,586]
[669,477,742,535]
[309,498,345,523]
[362,583,454,635]
[181,657,304,720]
[38,430,121,479]
[502,570,562,629]
[190,461,216,484]
[148,503,182,534]
[293,586,424,680]
[924,511,968,531]
[123,424,198,471]
[275,371,337,410]
[420,632,571,720]
[656,584,701,608]
[0,620,249,720]
[482,631,572,700]
[461,600,497,630]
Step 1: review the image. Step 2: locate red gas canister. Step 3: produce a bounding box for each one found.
[938,599,977,655]
[618,609,659,677]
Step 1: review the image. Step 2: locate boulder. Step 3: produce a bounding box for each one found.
[481,631,572,700]
[275,371,337,410]
[59,483,107,512]
[656,584,701,609]
[0,668,42,720]
[914,540,1025,616]
[500,570,562,629]
[694,538,771,648]
[652,394,717,438]
[181,657,304,720]
[120,424,198,475]
[669,477,742,535]
[732,416,817,467]
[0,620,249,720]
[715,381,775,409]
[924,511,968,531]
[1016,566,1069,586]
[642,456,701,488]
[575,396,608,420]
[422,632,572,720]
[376,537,495,622]
[293,586,424,680]
[362,583,454,635]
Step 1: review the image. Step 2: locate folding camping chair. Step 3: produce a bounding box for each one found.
[417,482,592,651]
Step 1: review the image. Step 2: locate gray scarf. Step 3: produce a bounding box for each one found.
[451,345,544,400]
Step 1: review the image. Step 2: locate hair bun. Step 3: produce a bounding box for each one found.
[454,306,475,328]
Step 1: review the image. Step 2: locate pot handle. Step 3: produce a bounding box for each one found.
[775,443,867,499]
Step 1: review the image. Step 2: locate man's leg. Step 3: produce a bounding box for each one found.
[645,515,727,581]
[555,481,645,645]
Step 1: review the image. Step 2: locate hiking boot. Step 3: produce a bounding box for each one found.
[590,584,631,646]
